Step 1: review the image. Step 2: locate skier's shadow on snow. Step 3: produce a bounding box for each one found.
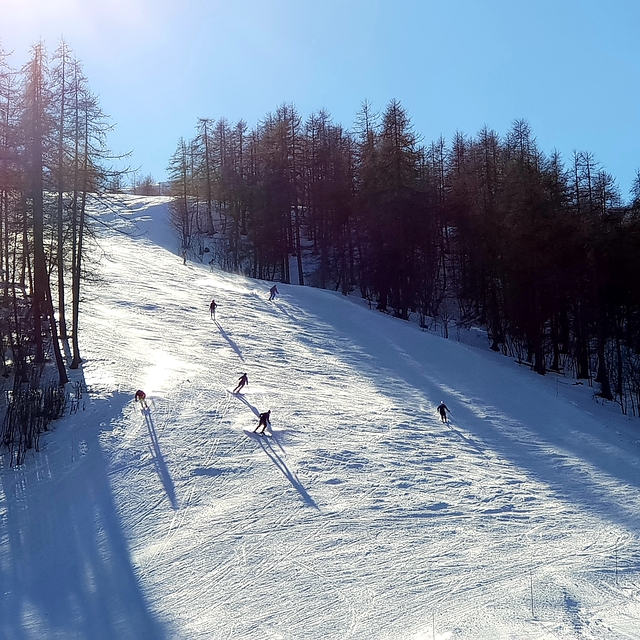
[258,438,318,510]
[192,467,224,477]
[440,419,487,458]
[234,395,317,509]
[234,392,260,416]
[142,407,178,510]
[215,321,244,361]
[275,305,298,324]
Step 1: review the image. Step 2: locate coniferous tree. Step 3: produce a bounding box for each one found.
[167,137,197,251]
[50,39,73,339]
[22,43,49,365]
[196,117,216,234]
[170,103,640,416]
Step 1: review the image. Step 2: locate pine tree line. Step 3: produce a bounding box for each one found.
[0,40,114,462]
[169,101,640,416]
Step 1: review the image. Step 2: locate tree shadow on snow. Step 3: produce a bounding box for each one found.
[302,296,640,534]
[0,388,167,640]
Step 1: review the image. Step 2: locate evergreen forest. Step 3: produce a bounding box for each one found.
[168,101,640,416]
[3,33,640,469]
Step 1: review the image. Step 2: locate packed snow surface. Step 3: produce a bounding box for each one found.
[1,195,640,639]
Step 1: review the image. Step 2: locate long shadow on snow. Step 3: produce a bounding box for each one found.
[233,392,261,417]
[142,406,178,510]
[192,467,224,477]
[0,389,167,640]
[261,294,298,320]
[233,391,317,508]
[215,320,244,361]
[258,435,318,510]
[287,285,640,534]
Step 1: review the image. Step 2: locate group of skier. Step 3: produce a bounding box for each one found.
[135,382,446,434]
[207,286,277,434]
[134,373,271,436]
[136,279,451,436]
[209,286,277,324]
[231,372,271,435]
[208,286,278,435]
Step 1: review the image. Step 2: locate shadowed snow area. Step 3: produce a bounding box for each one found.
[1,194,640,639]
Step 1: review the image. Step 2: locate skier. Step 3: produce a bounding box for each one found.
[209,298,217,320]
[232,373,248,394]
[269,284,279,301]
[437,401,450,423]
[182,249,187,265]
[254,409,271,436]
[135,389,148,408]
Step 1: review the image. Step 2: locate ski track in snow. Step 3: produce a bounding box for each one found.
[1,195,639,639]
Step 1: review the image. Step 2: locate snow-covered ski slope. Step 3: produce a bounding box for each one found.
[1,195,640,639]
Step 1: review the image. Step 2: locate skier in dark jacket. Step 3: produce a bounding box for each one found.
[232,373,248,394]
[254,409,271,436]
[209,298,217,320]
[269,285,279,301]
[437,401,450,423]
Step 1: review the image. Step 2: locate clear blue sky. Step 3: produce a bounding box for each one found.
[3,0,639,197]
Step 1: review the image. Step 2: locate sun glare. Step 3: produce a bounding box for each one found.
[2,0,153,54]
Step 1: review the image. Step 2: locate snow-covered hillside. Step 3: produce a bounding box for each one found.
[1,195,639,639]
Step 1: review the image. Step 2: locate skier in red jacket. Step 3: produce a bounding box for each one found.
[135,389,148,408]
